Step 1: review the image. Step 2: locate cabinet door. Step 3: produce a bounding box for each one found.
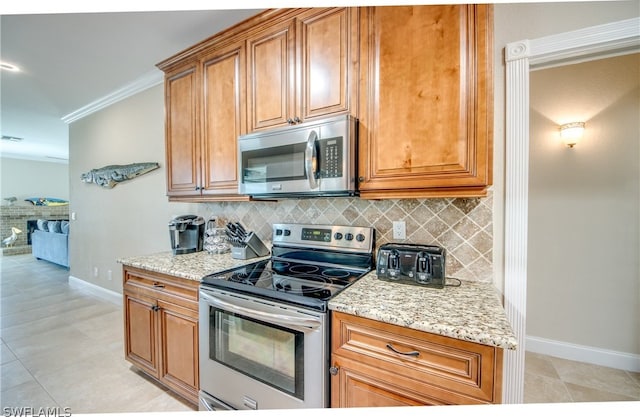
[358,5,493,198]
[124,291,159,378]
[298,7,356,121]
[331,356,439,407]
[247,18,295,131]
[165,63,201,196]
[158,300,199,403]
[201,42,246,196]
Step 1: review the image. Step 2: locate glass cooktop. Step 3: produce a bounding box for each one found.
[201,258,368,312]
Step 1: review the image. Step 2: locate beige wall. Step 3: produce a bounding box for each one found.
[0,157,69,203]
[491,0,640,295]
[528,54,639,354]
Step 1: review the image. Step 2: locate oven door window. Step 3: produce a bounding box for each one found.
[241,142,307,183]
[209,307,304,399]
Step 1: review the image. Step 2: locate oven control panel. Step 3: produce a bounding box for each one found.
[272,223,374,253]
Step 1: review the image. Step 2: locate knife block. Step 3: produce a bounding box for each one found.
[230,232,270,260]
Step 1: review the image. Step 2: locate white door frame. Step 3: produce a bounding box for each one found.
[502,17,640,404]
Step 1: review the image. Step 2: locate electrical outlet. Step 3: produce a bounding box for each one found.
[392,221,406,240]
[93,267,99,277]
[107,270,112,281]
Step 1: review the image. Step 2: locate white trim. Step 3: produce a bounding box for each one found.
[526,336,640,373]
[502,17,640,404]
[68,275,122,306]
[529,17,640,69]
[61,69,164,124]
[503,45,530,405]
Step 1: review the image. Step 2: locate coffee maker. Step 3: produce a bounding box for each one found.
[168,215,205,255]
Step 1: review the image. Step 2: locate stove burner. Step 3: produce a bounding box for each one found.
[229,269,271,285]
[274,277,333,299]
[289,264,320,274]
[321,268,351,279]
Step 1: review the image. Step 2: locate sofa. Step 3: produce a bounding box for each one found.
[31,219,69,268]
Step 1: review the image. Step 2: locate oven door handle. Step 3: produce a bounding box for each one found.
[305,130,319,189]
[200,291,322,332]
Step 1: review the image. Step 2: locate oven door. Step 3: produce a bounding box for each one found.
[199,287,328,410]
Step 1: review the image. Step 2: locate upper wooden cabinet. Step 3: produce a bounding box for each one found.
[164,62,200,197]
[357,5,494,199]
[247,7,358,132]
[162,41,249,201]
[200,41,247,196]
[159,5,493,201]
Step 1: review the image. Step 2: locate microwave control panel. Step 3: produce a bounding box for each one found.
[318,137,343,178]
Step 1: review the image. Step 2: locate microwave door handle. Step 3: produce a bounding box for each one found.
[305,130,319,189]
[200,291,321,332]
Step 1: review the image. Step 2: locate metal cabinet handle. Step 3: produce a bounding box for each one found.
[386,343,420,357]
[152,305,160,312]
[152,282,165,289]
[287,118,294,124]
[329,366,339,376]
[358,176,365,182]
[293,116,301,123]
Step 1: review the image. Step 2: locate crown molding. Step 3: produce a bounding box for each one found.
[61,69,163,124]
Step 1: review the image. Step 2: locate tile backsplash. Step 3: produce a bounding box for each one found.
[205,189,493,282]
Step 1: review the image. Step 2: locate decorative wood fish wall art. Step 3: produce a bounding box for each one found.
[80,162,160,188]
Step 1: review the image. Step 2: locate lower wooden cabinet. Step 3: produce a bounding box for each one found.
[331,311,503,407]
[123,266,200,405]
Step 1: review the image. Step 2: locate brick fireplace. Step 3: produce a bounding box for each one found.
[0,204,69,256]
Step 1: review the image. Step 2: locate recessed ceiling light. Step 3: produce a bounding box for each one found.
[0,62,21,72]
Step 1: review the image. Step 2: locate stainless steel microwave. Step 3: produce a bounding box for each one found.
[238,115,358,198]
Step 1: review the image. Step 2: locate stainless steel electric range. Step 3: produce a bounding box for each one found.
[198,223,375,411]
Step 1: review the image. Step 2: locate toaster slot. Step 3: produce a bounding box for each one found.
[387,250,401,278]
[415,251,432,284]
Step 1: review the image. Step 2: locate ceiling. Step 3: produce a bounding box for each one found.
[0,6,264,163]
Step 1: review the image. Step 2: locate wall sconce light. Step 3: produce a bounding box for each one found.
[559,122,585,148]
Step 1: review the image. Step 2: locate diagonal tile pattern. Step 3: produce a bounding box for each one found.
[205,189,495,282]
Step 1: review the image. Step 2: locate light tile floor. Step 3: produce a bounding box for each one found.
[524,351,640,403]
[1,254,638,412]
[0,254,195,413]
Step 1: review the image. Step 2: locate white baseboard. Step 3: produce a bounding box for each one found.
[68,275,122,306]
[526,335,640,372]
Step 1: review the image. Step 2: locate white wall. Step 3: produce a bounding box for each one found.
[0,157,69,203]
[528,54,639,356]
[68,85,204,292]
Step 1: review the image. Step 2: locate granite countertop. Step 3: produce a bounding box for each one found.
[117,250,516,350]
[329,272,518,350]
[117,250,270,280]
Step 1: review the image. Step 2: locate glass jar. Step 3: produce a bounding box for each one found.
[204,226,230,254]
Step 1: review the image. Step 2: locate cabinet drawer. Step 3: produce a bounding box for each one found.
[332,312,502,403]
[123,266,199,310]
